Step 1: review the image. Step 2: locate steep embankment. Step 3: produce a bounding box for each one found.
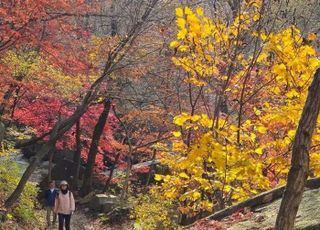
[187,179,320,230]
[228,187,320,230]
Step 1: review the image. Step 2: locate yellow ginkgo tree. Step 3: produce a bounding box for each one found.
[154,0,320,217]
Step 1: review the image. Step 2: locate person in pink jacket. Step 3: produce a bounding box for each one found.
[54,181,75,230]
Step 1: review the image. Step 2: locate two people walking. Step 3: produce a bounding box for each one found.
[45,180,75,230]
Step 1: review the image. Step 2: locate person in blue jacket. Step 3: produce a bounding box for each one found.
[45,180,58,227]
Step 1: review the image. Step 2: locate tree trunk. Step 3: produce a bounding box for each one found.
[0,75,24,117]
[0,84,16,116]
[110,0,118,36]
[146,149,157,186]
[81,99,111,195]
[5,102,88,208]
[5,138,55,208]
[73,120,82,190]
[10,86,22,119]
[48,149,54,181]
[275,68,320,230]
[102,152,120,193]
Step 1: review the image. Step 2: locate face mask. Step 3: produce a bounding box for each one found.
[61,187,68,194]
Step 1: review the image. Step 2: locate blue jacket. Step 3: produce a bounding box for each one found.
[45,189,58,207]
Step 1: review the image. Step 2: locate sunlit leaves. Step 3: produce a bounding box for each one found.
[158,1,320,217]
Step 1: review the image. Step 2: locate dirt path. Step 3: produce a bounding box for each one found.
[45,210,102,230]
[45,209,130,230]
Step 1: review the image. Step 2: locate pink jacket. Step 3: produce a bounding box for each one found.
[54,191,75,215]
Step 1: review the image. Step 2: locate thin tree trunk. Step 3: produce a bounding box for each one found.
[111,106,133,201]
[81,99,111,195]
[11,86,22,120]
[146,149,157,186]
[0,75,24,117]
[102,152,120,193]
[5,135,56,208]
[110,0,118,36]
[48,149,54,181]
[73,120,82,190]
[0,84,16,116]
[275,68,320,230]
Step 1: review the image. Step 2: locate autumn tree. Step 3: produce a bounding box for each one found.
[4,0,160,208]
[152,0,320,223]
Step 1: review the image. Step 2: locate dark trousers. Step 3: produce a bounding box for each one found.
[58,213,71,230]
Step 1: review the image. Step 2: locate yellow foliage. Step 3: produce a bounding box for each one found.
[1,51,90,99]
[153,1,320,217]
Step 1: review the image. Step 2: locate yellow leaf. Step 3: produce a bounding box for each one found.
[172,131,182,137]
[178,45,189,52]
[255,147,263,155]
[173,113,190,126]
[288,130,296,138]
[196,7,204,16]
[200,114,213,128]
[176,8,184,17]
[193,191,201,200]
[164,175,171,182]
[253,14,260,21]
[286,90,300,99]
[254,107,261,115]
[165,189,177,199]
[250,133,256,141]
[154,174,162,181]
[184,7,193,15]
[257,126,268,134]
[272,87,281,95]
[230,125,239,132]
[257,52,268,62]
[273,64,286,76]
[97,97,104,103]
[170,40,179,48]
[177,29,187,40]
[260,32,267,41]
[179,172,189,179]
[190,115,201,122]
[177,18,186,29]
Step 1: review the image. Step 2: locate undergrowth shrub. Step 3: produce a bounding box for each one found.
[130,187,180,230]
[0,146,38,224]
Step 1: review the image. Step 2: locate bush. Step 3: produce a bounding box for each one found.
[130,187,180,230]
[0,148,39,224]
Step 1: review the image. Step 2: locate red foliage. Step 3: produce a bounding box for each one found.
[13,94,122,170]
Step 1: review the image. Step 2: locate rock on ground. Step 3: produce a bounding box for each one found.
[228,188,320,230]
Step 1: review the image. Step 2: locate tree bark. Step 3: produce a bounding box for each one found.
[5,134,56,208]
[102,152,120,193]
[73,120,82,190]
[48,149,54,181]
[146,149,157,186]
[0,84,17,116]
[81,99,111,195]
[275,68,320,230]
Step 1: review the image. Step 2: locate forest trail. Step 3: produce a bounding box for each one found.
[44,209,130,230]
[44,210,102,230]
